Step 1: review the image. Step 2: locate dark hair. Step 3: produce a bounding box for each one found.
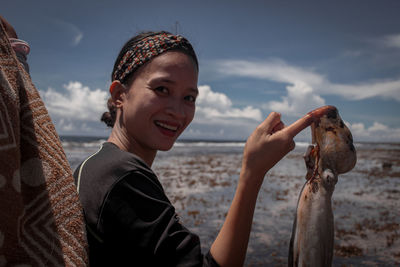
[100,97,117,128]
[101,31,198,128]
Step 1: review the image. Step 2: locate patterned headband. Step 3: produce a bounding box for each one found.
[112,32,197,85]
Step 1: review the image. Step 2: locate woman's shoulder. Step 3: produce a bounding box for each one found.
[75,142,154,183]
[91,142,152,174]
[73,142,163,227]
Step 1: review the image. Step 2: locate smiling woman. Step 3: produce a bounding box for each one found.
[75,31,218,267]
[110,51,198,157]
[101,32,199,162]
[73,31,316,267]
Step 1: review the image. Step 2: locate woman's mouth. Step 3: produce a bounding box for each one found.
[154,120,179,137]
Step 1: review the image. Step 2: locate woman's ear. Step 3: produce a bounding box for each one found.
[109,81,126,108]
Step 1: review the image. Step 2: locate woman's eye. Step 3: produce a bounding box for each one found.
[154,86,169,94]
[184,95,196,103]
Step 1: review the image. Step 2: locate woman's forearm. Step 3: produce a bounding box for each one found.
[210,171,263,267]
[209,111,313,266]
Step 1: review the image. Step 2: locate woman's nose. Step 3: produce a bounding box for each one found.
[166,98,185,119]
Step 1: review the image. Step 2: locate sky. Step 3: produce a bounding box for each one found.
[3,0,400,142]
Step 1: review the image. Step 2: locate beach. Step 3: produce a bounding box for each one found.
[64,138,400,266]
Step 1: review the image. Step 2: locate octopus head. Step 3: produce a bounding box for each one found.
[311,106,357,175]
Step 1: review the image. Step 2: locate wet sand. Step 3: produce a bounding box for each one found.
[153,143,400,266]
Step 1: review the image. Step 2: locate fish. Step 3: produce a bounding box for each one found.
[288,105,357,267]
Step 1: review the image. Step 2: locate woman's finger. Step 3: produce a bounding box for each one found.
[282,114,313,138]
[258,112,281,134]
[284,105,338,138]
[271,121,284,134]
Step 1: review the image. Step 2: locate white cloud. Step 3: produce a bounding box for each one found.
[217,59,327,116]
[73,32,83,46]
[383,33,400,49]
[41,81,107,120]
[216,59,400,116]
[266,81,325,116]
[347,121,400,142]
[40,82,261,138]
[38,81,400,142]
[52,19,84,46]
[179,85,263,140]
[197,85,232,110]
[40,81,108,134]
[368,122,389,132]
[327,79,400,101]
[217,59,324,86]
[58,119,74,132]
[195,85,262,122]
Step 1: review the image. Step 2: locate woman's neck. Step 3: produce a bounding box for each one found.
[107,125,157,167]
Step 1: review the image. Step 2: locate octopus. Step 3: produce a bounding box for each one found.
[288,105,357,267]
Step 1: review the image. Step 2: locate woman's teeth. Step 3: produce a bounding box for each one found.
[155,121,178,131]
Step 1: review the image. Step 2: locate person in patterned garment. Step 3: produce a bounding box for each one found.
[0,16,88,266]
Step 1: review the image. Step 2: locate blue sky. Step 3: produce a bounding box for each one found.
[3,0,400,142]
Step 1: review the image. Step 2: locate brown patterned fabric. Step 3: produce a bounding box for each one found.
[0,24,88,266]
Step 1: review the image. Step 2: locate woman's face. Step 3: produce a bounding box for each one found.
[121,51,198,152]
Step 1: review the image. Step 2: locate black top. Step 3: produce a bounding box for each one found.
[73,142,219,267]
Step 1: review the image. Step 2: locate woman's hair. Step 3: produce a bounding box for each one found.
[101,31,198,128]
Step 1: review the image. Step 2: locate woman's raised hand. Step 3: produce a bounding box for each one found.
[240,111,313,189]
[211,112,313,267]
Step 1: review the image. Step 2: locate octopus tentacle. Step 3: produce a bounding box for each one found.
[308,144,320,183]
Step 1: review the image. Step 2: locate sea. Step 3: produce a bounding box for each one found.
[62,136,400,266]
